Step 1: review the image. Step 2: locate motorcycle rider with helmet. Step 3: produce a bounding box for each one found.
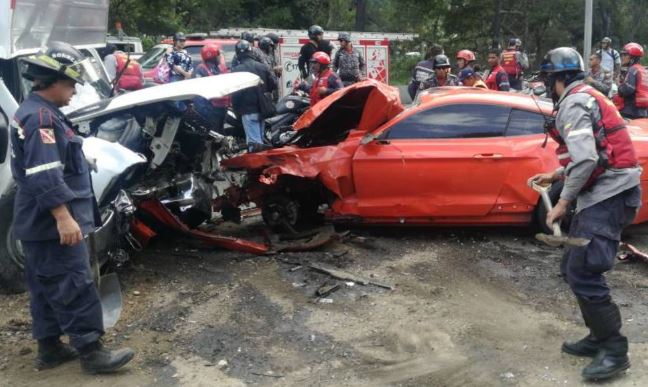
[419,54,458,91]
[192,43,229,134]
[294,51,343,106]
[10,41,135,374]
[407,44,445,100]
[501,38,529,90]
[616,42,648,119]
[231,40,277,152]
[456,49,476,71]
[298,25,334,79]
[530,47,641,382]
[231,31,267,68]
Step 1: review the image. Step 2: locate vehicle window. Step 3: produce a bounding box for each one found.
[386,104,511,139]
[221,45,236,66]
[185,46,203,65]
[506,109,546,136]
[138,47,166,70]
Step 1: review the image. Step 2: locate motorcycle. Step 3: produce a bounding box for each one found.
[225,90,310,147]
[0,73,262,294]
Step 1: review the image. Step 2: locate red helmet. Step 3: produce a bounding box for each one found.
[622,42,644,58]
[310,51,331,65]
[201,43,221,62]
[456,49,476,62]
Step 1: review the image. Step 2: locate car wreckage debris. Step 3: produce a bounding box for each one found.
[309,263,394,290]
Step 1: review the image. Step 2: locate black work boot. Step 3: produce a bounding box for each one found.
[35,336,79,370]
[562,297,600,357]
[580,298,630,381]
[79,340,135,374]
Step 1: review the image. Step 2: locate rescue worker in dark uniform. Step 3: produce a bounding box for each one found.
[616,42,648,119]
[530,47,641,381]
[231,31,267,68]
[10,42,134,374]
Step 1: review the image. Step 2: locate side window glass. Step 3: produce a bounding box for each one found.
[386,104,511,139]
[506,109,546,136]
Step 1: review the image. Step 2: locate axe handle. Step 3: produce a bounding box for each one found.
[533,183,562,237]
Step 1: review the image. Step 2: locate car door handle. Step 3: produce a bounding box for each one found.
[473,153,503,159]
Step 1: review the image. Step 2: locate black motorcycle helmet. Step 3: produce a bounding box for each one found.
[173,32,186,42]
[241,31,255,43]
[308,25,324,40]
[433,54,451,69]
[337,32,351,42]
[539,47,585,102]
[235,40,252,56]
[22,41,87,87]
[259,37,274,51]
[266,32,280,46]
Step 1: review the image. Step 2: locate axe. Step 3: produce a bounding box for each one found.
[529,181,590,248]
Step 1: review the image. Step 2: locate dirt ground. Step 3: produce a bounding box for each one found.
[3,219,648,387]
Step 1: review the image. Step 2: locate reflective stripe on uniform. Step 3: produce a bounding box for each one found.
[25,161,63,176]
[567,128,592,138]
[558,152,570,160]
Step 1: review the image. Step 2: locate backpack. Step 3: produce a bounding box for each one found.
[154,53,171,84]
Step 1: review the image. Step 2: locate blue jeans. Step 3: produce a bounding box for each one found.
[242,113,264,149]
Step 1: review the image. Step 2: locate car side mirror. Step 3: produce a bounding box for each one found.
[360,132,376,145]
[533,85,546,96]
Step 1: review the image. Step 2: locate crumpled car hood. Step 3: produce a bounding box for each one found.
[292,79,403,143]
[68,72,260,123]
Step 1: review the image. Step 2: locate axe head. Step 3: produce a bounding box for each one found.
[535,233,591,248]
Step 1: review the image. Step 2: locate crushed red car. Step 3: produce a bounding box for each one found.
[218,80,648,231]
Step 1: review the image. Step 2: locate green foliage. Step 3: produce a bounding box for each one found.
[110,0,648,77]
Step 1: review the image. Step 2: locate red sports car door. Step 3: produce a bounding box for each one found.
[353,103,515,219]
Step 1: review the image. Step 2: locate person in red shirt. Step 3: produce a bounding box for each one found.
[295,52,343,106]
[485,48,511,91]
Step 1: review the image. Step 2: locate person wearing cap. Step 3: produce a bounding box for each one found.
[333,32,365,86]
[596,37,621,81]
[10,41,134,374]
[419,54,458,90]
[166,32,193,82]
[529,46,640,382]
[458,68,487,89]
[485,48,510,91]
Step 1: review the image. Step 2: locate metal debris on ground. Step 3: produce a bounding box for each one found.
[309,263,394,290]
[316,283,340,297]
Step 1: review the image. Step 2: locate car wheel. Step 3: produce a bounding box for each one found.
[262,194,300,231]
[534,181,574,235]
[0,189,27,294]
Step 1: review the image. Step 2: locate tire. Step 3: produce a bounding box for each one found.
[0,189,27,294]
[534,181,574,235]
[261,193,323,231]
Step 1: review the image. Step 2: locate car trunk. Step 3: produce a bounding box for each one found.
[292,80,404,147]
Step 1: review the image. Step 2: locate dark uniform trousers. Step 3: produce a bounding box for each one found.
[23,240,104,348]
[561,186,641,301]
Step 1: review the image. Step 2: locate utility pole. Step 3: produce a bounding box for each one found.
[493,0,502,48]
[355,0,367,31]
[584,0,593,71]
